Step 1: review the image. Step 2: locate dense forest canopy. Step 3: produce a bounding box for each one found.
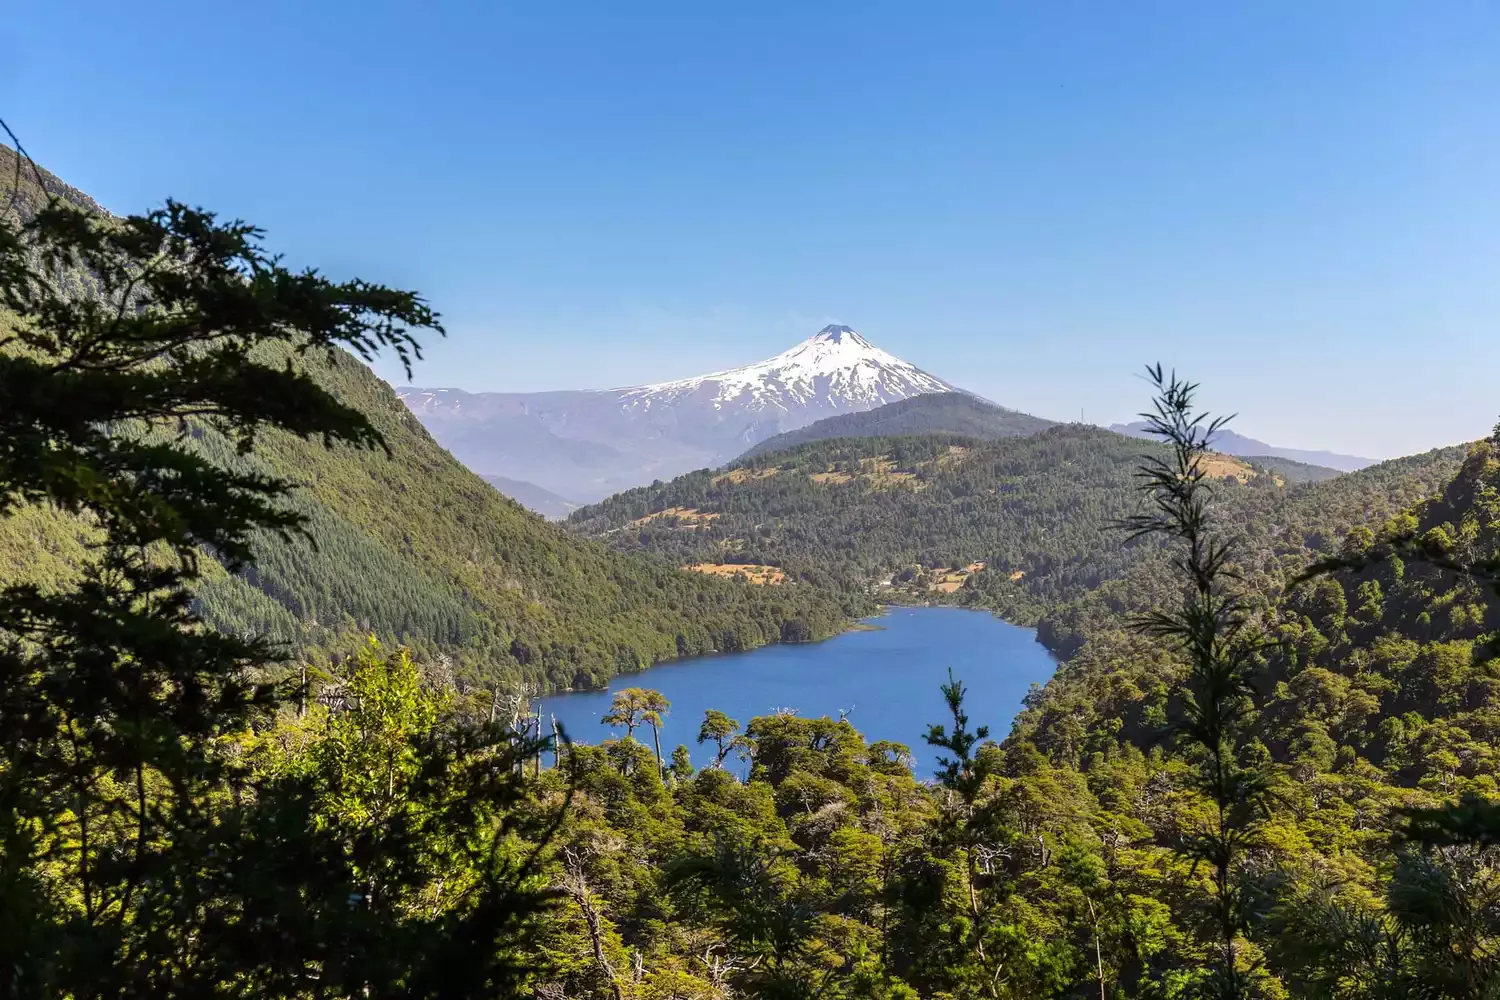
[3,127,1499,998]
[0,129,562,994]
[570,425,1464,650]
[740,391,1055,459]
[529,408,1500,999]
[0,143,858,695]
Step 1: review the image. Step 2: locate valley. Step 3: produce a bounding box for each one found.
[6,44,1500,994]
[397,325,963,504]
[0,146,862,698]
[539,606,1059,774]
[566,421,1466,649]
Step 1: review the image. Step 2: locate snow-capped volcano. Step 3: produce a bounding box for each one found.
[615,325,954,413]
[398,325,962,505]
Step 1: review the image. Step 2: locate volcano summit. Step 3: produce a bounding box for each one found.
[398,326,960,506]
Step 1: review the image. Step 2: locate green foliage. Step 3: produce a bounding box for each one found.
[698,708,743,769]
[1007,395,1500,996]
[0,142,856,698]
[927,669,991,800]
[572,421,1463,655]
[742,391,1054,459]
[600,688,672,774]
[0,131,555,996]
[1119,367,1270,997]
[239,640,564,997]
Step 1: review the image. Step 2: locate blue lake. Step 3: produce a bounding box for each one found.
[538,606,1058,778]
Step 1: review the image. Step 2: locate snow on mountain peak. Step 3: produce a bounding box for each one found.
[615,326,954,414]
[396,324,967,502]
[811,324,866,345]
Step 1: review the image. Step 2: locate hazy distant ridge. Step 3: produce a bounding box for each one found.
[1109,421,1375,472]
[400,325,961,501]
[481,476,579,519]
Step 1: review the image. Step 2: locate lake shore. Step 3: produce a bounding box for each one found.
[539,606,1059,774]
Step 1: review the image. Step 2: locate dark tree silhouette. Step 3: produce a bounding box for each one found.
[0,121,558,998]
[1118,365,1272,998]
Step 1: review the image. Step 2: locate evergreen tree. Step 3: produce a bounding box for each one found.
[0,124,555,997]
[641,690,671,775]
[1118,366,1271,997]
[698,709,742,769]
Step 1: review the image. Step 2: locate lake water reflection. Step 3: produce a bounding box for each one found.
[538,606,1058,778]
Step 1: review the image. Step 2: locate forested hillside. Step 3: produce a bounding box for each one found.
[504,413,1500,998]
[1238,453,1344,483]
[198,345,860,690]
[0,328,854,693]
[1022,433,1500,792]
[7,130,1499,996]
[742,390,1054,458]
[997,426,1500,995]
[409,424,1498,998]
[0,145,855,694]
[570,426,1463,644]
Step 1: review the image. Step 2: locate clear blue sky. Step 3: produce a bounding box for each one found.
[6,1,1498,458]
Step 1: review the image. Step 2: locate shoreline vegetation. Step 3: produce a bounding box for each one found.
[547,604,1043,700]
[5,131,1500,997]
[554,602,1040,699]
[539,607,1058,777]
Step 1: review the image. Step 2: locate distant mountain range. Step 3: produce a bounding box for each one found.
[1239,454,1345,484]
[0,143,855,693]
[399,326,957,502]
[1109,421,1375,472]
[404,328,1383,501]
[745,398,1349,484]
[480,476,579,520]
[568,424,1466,635]
[742,391,1053,459]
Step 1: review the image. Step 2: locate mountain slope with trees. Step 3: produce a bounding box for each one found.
[569,425,1464,646]
[0,132,570,995]
[519,396,1500,999]
[741,391,1054,458]
[6,127,1498,997]
[1239,453,1344,483]
[0,143,856,695]
[188,345,859,691]
[1111,419,1375,471]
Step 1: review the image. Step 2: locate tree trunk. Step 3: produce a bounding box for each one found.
[551,713,562,770]
[650,721,663,775]
[533,712,542,778]
[560,853,625,1000]
[1087,896,1106,1000]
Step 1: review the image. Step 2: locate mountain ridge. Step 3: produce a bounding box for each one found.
[568,425,1466,648]
[481,475,579,519]
[741,391,1054,459]
[399,325,960,501]
[611,324,955,411]
[1110,419,1375,471]
[0,142,857,694]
